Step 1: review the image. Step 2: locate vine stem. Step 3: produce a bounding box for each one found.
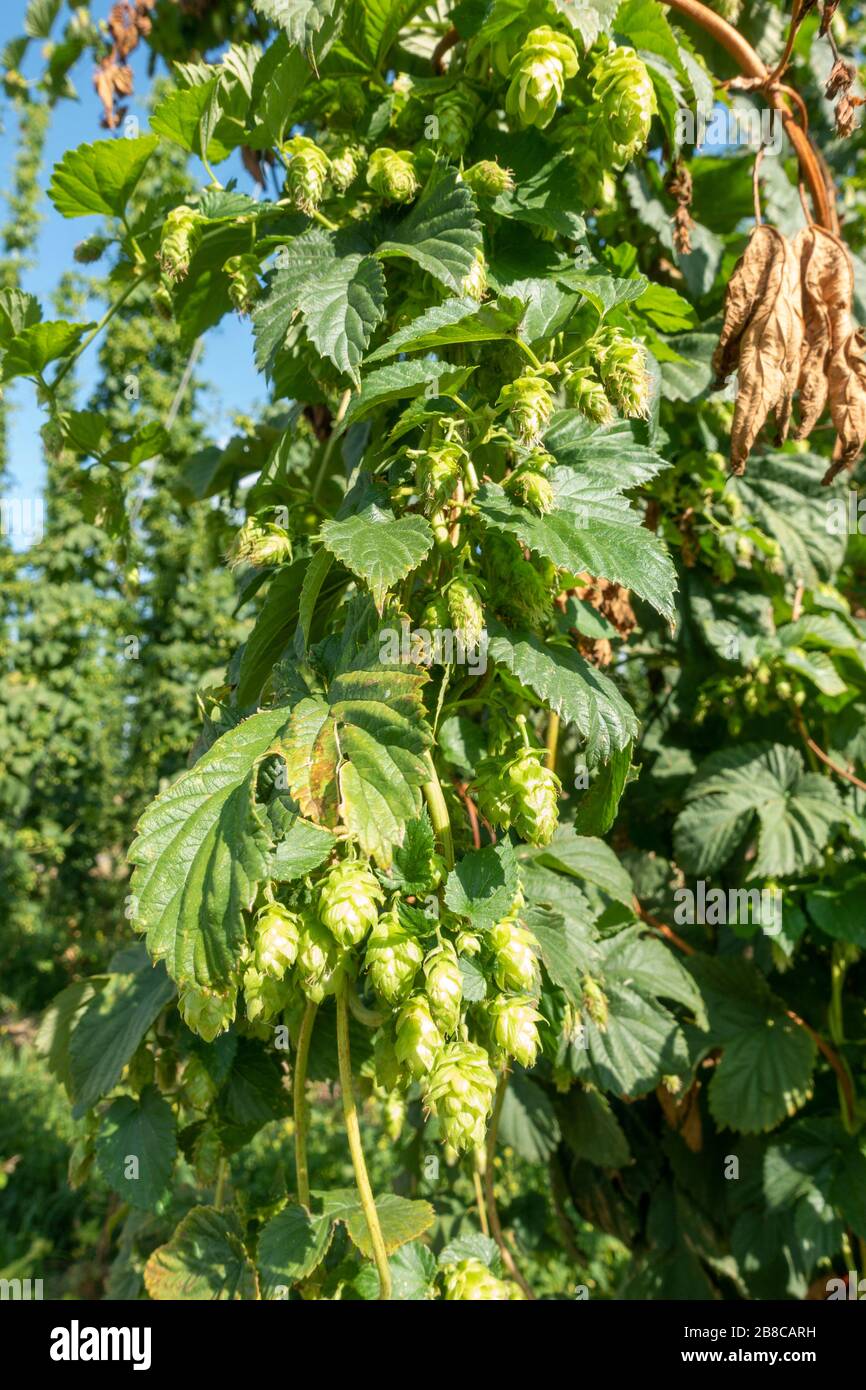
[422,752,455,870]
[52,275,145,390]
[294,1000,318,1207]
[794,709,866,792]
[336,983,392,1300]
[545,712,560,772]
[483,1073,536,1299]
[311,387,352,505]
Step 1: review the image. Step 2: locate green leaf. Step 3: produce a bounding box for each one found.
[280,646,432,866]
[498,1071,561,1163]
[602,927,707,1029]
[377,168,482,292]
[438,1232,502,1274]
[633,282,697,332]
[237,562,308,707]
[151,79,234,163]
[257,1204,334,1296]
[24,0,62,39]
[444,841,519,929]
[558,266,648,319]
[252,230,339,372]
[129,708,293,989]
[144,1207,258,1300]
[554,0,620,49]
[340,359,472,432]
[366,294,525,362]
[252,0,343,55]
[320,504,432,611]
[296,254,386,384]
[96,1086,176,1210]
[529,907,601,1001]
[271,813,337,880]
[314,1188,435,1256]
[247,33,311,146]
[674,743,844,878]
[0,287,41,344]
[48,136,159,218]
[487,619,638,764]
[385,811,438,895]
[521,827,634,906]
[574,742,634,836]
[731,453,847,588]
[35,980,100,1094]
[558,1087,631,1167]
[1,320,94,382]
[544,411,671,490]
[67,957,175,1114]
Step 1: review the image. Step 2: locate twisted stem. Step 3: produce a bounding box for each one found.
[336,983,392,1300]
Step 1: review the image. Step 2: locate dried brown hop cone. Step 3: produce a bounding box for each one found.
[825,57,856,100]
[713,225,804,473]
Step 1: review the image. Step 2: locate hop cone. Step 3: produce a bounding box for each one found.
[367,148,419,203]
[423,943,463,1035]
[504,465,554,514]
[415,443,462,506]
[283,135,331,214]
[254,901,300,979]
[433,85,480,154]
[192,1124,222,1188]
[181,1054,218,1111]
[461,249,488,302]
[424,1042,497,1152]
[480,532,551,630]
[374,1027,403,1092]
[463,160,514,198]
[506,26,579,129]
[591,46,657,164]
[582,974,609,1028]
[329,143,363,193]
[318,859,383,947]
[497,372,555,442]
[473,755,515,829]
[395,995,443,1079]
[158,205,201,281]
[490,918,540,993]
[364,908,423,1003]
[564,365,614,424]
[223,254,260,315]
[489,994,543,1067]
[74,235,109,264]
[179,984,237,1042]
[596,329,651,419]
[243,966,291,1024]
[442,1258,523,1300]
[383,1090,406,1142]
[228,517,292,569]
[297,915,346,1003]
[507,748,561,845]
[447,576,485,651]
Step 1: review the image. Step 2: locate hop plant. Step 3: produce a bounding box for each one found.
[423,943,463,1034]
[591,45,657,164]
[243,965,290,1024]
[442,1258,523,1300]
[178,984,237,1042]
[318,859,384,947]
[595,329,652,419]
[433,84,480,154]
[297,915,346,1002]
[374,1027,403,1091]
[181,1054,218,1110]
[192,1124,223,1187]
[462,160,514,197]
[329,143,363,193]
[582,974,610,1028]
[228,516,292,570]
[497,372,556,442]
[506,26,579,129]
[367,148,419,203]
[564,365,615,424]
[504,464,554,514]
[424,1041,497,1152]
[283,135,331,214]
[461,249,488,302]
[414,442,462,507]
[74,234,109,264]
[364,908,423,1003]
[158,205,201,281]
[223,254,261,315]
[489,994,543,1067]
[383,1090,406,1142]
[480,532,552,630]
[489,915,540,993]
[447,576,485,651]
[506,747,562,845]
[254,901,301,979]
[395,994,443,1078]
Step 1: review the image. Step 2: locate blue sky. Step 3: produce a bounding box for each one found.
[1,2,264,517]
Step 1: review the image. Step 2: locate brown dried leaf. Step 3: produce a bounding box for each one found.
[712,224,785,389]
[825,57,856,100]
[792,226,836,437]
[826,325,866,481]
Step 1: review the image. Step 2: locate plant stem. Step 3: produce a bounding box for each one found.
[52,275,144,390]
[422,752,455,870]
[312,208,339,231]
[336,983,392,1300]
[294,1000,318,1207]
[472,1156,490,1236]
[213,1157,228,1211]
[311,387,352,504]
[545,712,560,772]
[483,1072,535,1299]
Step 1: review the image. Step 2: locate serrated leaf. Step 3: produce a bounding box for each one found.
[377,168,482,292]
[48,136,158,218]
[558,266,648,319]
[572,980,690,1095]
[144,1207,258,1300]
[151,79,235,162]
[67,958,175,1114]
[319,504,432,610]
[129,708,293,989]
[237,561,308,707]
[528,907,600,1002]
[314,1188,435,1256]
[257,1205,334,1296]
[498,1071,561,1163]
[385,811,438,894]
[558,1087,631,1167]
[731,453,847,588]
[1,320,94,382]
[573,742,634,835]
[253,0,342,53]
[444,841,519,929]
[96,1086,176,1210]
[602,927,707,1029]
[340,358,472,432]
[487,619,638,764]
[438,1232,502,1274]
[252,230,339,372]
[296,254,386,384]
[366,294,525,362]
[271,814,336,880]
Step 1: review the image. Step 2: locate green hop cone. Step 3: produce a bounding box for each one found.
[473,755,514,829]
[463,160,514,198]
[461,249,488,302]
[564,365,615,424]
[254,901,301,979]
[456,929,481,957]
[489,917,540,993]
[329,143,363,193]
[74,234,109,264]
[433,84,480,155]
[181,1054,218,1111]
[223,254,261,315]
[364,907,423,1003]
[424,1041,497,1152]
[179,984,237,1042]
[447,576,485,651]
[591,45,657,164]
[228,516,292,570]
[158,205,201,281]
[480,532,552,630]
[395,994,443,1079]
[283,135,331,215]
[423,943,463,1035]
[383,1090,406,1142]
[243,966,291,1024]
[442,1258,523,1300]
[318,858,384,947]
[297,914,346,1003]
[506,747,561,845]
[504,465,554,514]
[489,994,543,1068]
[582,974,609,1028]
[595,329,651,419]
[374,1027,403,1091]
[414,443,462,507]
[192,1123,223,1188]
[367,148,419,203]
[153,280,174,321]
[497,372,556,443]
[506,26,579,129]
